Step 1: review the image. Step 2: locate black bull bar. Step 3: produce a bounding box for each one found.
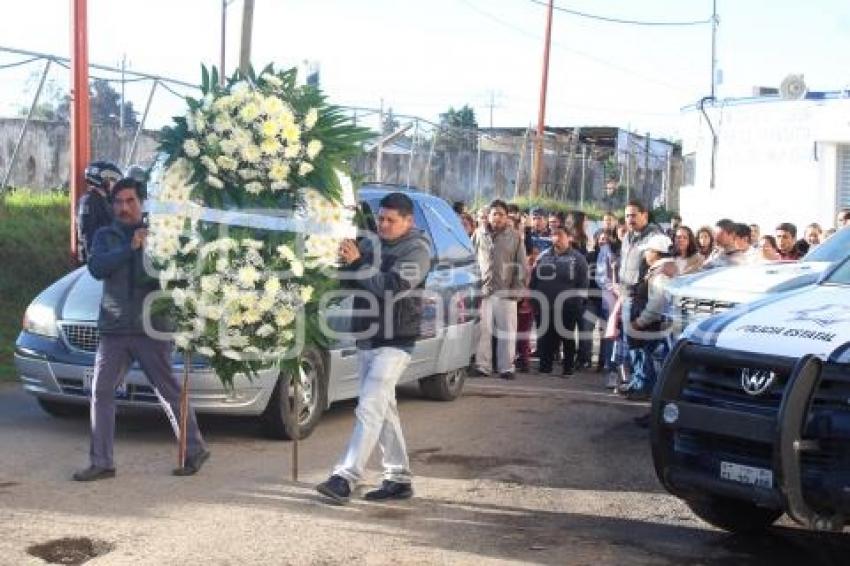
[650,340,844,531]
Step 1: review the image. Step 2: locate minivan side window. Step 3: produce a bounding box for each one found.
[419,197,474,263]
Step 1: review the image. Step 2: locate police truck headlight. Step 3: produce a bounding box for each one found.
[662,402,680,425]
[22,303,59,338]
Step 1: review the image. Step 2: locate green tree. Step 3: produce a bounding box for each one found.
[439,104,478,150]
[15,75,138,128]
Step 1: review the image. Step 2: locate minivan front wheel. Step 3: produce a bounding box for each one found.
[419,367,466,401]
[261,350,327,440]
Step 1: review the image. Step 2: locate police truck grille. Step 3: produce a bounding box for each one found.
[60,323,100,353]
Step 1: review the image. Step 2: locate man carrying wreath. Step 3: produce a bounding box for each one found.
[73,178,209,481]
[317,192,431,504]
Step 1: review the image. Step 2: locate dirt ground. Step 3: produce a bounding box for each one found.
[1,373,848,565]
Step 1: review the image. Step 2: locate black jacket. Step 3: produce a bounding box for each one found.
[88,221,172,335]
[77,188,113,263]
[344,228,433,350]
[529,246,589,311]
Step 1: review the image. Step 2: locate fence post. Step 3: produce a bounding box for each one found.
[580,143,587,208]
[1,59,52,191]
[125,79,158,167]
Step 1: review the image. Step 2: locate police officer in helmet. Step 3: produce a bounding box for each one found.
[77,161,122,263]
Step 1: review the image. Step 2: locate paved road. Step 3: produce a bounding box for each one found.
[0,373,848,565]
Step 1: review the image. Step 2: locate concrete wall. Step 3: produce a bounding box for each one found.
[0,119,159,189]
[680,97,850,231]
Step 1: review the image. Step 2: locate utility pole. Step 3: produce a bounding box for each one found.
[70,0,91,262]
[531,0,554,197]
[711,0,718,98]
[239,0,255,76]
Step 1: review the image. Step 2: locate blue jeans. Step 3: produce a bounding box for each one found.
[626,340,670,393]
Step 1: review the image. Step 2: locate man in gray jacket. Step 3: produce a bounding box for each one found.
[73,178,208,481]
[471,199,527,380]
[317,192,432,504]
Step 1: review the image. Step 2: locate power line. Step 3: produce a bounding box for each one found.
[527,0,712,27]
[458,0,700,94]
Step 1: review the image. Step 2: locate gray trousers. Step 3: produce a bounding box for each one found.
[90,334,206,469]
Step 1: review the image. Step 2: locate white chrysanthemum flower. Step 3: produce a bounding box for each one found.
[283,144,300,159]
[240,144,262,163]
[213,95,234,111]
[197,346,215,358]
[283,125,301,146]
[238,169,259,180]
[298,162,314,176]
[183,139,201,158]
[241,308,262,325]
[245,181,265,194]
[304,108,319,130]
[216,258,229,272]
[261,138,282,155]
[216,155,238,171]
[256,324,275,338]
[259,119,279,138]
[213,114,233,133]
[269,162,290,182]
[270,181,289,192]
[180,238,200,255]
[175,333,191,349]
[207,175,224,189]
[223,350,242,361]
[237,265,261,287]
[261,96,286,117]
[220,139,238,155]
[205,132,219,146]
[261,73,283,88]
[200,275,221,293]
[300,285,314,303]
[289,259,304,277]
[277,244,296,262]
[200,155,218,175]
[275,309,296,327]
[306,139,323,160]
[239,102,261,123]
[186,112,196,133]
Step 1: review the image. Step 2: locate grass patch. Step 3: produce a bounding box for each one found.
[0,190,73,381]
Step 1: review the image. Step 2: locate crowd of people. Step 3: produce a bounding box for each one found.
[457,197,850,417]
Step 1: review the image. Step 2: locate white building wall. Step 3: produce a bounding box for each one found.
[679,97,850,233]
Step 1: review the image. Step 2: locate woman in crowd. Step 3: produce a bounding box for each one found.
[622,234,677,401]
[593,228,621,387]
[696,226,714,258]
[757,235,781,262]
[571,211,595,369]
[460,212,476,237]
[673,226,704,274]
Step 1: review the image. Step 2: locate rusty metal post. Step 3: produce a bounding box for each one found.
[531,0,554,197]
[70,0,91,262]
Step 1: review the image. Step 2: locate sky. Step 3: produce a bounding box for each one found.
[1,0,850,139]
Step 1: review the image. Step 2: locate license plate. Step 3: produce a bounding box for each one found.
[82,369,127,398]
[720,461,773,488]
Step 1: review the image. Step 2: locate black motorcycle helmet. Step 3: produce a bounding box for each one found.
[84,161,123,190]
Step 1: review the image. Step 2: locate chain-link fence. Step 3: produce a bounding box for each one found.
[0,45,681,213]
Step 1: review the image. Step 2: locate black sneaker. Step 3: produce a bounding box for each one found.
[72,465,116,482]
[316,474,351,504]
[173,449,210,476]
[364,480,414,501]
[561,367,574,378]
[499,372,515,380]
